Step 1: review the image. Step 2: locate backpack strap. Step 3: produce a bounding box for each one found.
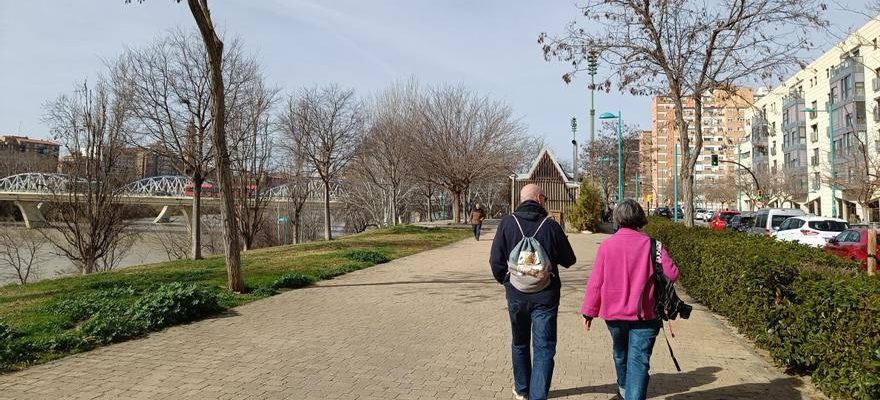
[511,215,526,238]
[531,216,551,238]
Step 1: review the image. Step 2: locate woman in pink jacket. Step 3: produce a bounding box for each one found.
[581,199,680,400]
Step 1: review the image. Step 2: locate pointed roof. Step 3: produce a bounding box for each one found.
[516,147,578,188]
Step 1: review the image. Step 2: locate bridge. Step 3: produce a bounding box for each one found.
[0,173,341,228]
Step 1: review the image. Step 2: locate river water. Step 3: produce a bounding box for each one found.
[0,214,350,286]
[0,219,188,286]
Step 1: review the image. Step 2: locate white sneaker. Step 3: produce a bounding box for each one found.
[512,388,527,400]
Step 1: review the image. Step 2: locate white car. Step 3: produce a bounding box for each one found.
[694,208,708,221]
[771,216,849,247]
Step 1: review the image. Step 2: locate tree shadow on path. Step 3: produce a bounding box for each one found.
[663,378,806,400]
[550,366,722,398]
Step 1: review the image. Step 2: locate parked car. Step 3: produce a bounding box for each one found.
[824,228,880,270]
[746,208,806,236]
[771,216,849,247]
[672,206,684,219]
[709,210,740,231]
[705,210,716,221]
[694,208,708,221]
[726,213,754,233]
[653,206,672,218]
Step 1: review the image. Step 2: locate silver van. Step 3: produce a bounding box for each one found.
[747,208,806,236]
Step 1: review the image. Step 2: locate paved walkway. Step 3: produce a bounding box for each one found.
[0,231,820,399]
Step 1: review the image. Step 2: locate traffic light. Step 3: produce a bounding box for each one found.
[711,154,719,166]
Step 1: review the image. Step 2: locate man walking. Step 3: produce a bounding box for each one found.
[490,184,576,400]
[470,203,486,241]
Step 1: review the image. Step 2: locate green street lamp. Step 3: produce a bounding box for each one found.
[599,111,623,203]
[802,103,836,218]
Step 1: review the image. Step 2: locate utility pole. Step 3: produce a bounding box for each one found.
[587,50,598,145]
[571,117,578,181]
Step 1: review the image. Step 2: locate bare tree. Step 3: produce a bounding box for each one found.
[581,122,640,204]
[123,29,258,260]
[228,76,278,250]
[282,85,364,240]
[129,0,244,294]
[97,232,139,272]
[407,85,529,224]
[42,76,134,275]
[348,80,420,226]
[148,229,190,261]
[413,184,437,222]
[828,133,880,222]
[540,0,827,226]
[0,228,47,284]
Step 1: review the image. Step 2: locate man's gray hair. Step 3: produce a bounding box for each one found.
[613,199,648,229]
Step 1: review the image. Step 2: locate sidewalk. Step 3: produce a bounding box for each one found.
[0,231,819,399]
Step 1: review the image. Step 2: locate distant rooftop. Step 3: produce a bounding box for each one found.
[1,135,60,146]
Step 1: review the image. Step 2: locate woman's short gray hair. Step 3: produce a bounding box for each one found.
[613,199,648,229]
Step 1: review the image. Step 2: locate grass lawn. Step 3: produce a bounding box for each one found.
[0,225,470,372]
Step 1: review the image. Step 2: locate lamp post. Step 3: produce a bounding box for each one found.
[587,50,598,145]
[571,117,578,181]
[599,111,623,203]
[802,103,836,218]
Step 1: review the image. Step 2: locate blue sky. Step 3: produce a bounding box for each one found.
[0,1,874,161]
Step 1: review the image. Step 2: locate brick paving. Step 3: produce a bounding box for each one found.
[0,231,820,399]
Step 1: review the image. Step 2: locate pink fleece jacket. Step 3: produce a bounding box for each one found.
[581,228,680,321]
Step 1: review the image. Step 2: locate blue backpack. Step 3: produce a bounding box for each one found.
[506,216,552,293]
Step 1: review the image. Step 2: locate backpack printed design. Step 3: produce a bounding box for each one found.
[507,216,552,293]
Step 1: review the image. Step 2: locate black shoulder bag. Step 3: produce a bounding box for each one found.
[637,238,693,372]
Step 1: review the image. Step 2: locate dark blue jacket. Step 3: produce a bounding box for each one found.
[490,200,577,305]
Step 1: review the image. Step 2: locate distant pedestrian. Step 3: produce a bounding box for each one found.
[580,199,680,400]
[490,184,577,400]
[470,203,486,241]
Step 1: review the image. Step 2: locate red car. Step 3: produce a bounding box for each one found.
[709,210,740,231]
[823,228,880,270]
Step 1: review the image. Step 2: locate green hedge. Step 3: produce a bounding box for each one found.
[644,218,880,399]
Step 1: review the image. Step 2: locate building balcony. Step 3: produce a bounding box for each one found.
[830,56,864,81]
[783,92,805,109]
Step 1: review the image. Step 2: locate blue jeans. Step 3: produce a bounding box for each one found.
[606,320,661,400]
[472,223,482,239]
[507,296,558,400]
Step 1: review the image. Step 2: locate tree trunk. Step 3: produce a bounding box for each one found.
[451,190,461,224]
[323,180,332,240]
[191,176,203,259]
[187,0,244,292]
[293,208,301,244]
[426,194,432,222]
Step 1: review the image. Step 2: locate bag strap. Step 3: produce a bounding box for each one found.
[531,216,551,238]
[511,216,525,238]
[661,322,682,372]
[512,215,551,239]
[637,238,658,321]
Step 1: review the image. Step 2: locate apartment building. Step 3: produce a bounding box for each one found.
[0,135,61,177]
[742,17,880,222]
[648,87,753,208]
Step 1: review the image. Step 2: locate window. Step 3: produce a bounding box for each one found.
[810,101,818,119]
[811,124,819,142]
[771,215,792,229]
[848,231,861,243]
[831,86,839,104]
[813,172,820,190]
[843,75,852,98]
[812,148,819,166]
[809,220,848,232]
